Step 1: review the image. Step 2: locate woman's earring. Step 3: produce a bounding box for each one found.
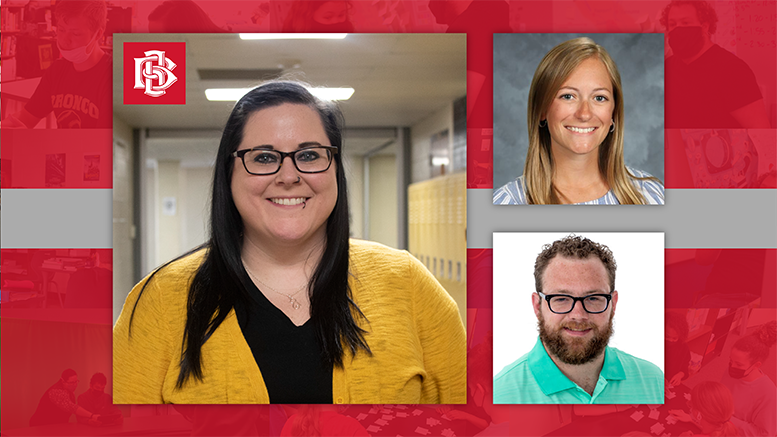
[539,119,547,128]
[609,121,615,133]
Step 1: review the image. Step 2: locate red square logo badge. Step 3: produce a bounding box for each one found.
[123,42,186,105]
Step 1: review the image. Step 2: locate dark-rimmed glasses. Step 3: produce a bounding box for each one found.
[232,145,338,175]
[538,291,613,314]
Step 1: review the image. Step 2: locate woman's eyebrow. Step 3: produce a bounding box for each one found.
[297,141,325,149]
[247,142,325,150]
[558,86,612,93]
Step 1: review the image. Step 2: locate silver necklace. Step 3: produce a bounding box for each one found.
[242,262,307,310]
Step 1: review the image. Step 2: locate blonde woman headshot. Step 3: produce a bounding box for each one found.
[493,36,665,205]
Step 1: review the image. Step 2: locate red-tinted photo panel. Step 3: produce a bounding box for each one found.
[0,130,112,189]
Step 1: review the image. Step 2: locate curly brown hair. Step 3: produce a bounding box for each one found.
[534,235,617,294]
[733,320,777,364]
[659,0,718,35]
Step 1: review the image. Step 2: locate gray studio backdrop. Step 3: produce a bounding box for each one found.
[493,33,664,190]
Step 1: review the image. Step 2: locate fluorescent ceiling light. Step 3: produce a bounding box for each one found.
[432,157,450,166]
[205,88,252,101]
[239,33,347,40]
[311,87,355,101]
[205,87,354,102]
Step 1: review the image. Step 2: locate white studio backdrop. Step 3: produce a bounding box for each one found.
[493,232,665,377]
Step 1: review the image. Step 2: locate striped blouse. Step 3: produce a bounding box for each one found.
[493,168,665,205]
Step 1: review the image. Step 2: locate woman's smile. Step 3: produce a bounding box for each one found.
[269,197,308,206]
[565,126,597,134]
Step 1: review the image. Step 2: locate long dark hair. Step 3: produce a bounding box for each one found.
[130,81,370,389]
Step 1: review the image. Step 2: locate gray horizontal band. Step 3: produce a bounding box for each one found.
[3,188,773,249]
[468,189,777,249]
[1,189,112,248]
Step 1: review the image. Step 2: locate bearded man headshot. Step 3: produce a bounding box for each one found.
[493,235,664,404]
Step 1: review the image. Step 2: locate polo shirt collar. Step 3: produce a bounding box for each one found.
[527,337,626,396]
[600,346,626,381]
[527,337,576,395]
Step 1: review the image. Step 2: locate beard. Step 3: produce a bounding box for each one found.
[538,311,614,365]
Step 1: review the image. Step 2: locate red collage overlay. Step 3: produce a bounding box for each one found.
[1,130,112,188]
[2,1,776,436]
[1,248,774,435]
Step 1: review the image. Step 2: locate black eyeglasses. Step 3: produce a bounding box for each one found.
[232,145,338,175]
[538,291,614,314]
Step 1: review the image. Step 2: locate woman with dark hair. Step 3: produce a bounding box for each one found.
[113,81,466,404]
[721,321,776,437]
[493,37,664,205]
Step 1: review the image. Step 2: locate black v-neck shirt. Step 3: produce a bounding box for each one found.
[234,281,332,404]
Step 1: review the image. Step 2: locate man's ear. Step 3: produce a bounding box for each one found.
[532,292,542,319]
[610,290,618,314]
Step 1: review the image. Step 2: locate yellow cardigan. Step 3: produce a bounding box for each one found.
[113,239,466,404]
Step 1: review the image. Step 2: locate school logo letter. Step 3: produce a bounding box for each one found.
[134,50,178,97]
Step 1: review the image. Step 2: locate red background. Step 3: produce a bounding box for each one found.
[2,1,776,436]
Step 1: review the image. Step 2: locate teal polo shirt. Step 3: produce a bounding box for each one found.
[494,337,664,404]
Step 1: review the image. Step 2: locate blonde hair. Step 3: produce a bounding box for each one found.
[691,381,739,437]
[524,37,658,204]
